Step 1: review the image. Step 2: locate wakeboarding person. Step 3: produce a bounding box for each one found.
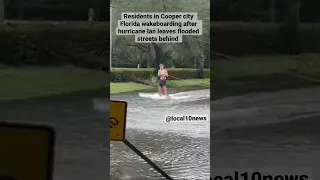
[158,64,168,96]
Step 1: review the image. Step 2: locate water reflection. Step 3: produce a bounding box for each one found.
[211,88,320,178]
[0,97,109,180]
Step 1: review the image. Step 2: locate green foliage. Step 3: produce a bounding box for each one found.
[212,0,320,22]
[0,22,109,68]
[0,66,108,100]
[110,68,210,82]
[111,68,152,82]
[111,0,210,68]
[211,55,320,99]
[6,22,320,69]
[166,81,179,88]
[211,23,320,56]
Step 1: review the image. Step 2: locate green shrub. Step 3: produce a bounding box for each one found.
[211,23,320,56]
[111,68,153,82]
[166,81,179,88]
[110,68,210,82]
[0,22,109,67]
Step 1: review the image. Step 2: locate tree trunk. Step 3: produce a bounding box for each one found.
[18,0,23,19]
[283,0,300,54]
[0,0,4,22]
[146,59,150,68]
[269,0,276,22]
[198,51,204,78]
[153,43,162,71]
[147,45,152,68]
[95,0,101,21]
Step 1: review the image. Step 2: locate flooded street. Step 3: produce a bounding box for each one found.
[110,89,210,180]
[0,97,109,180]
[211,87,320,178]
[3,87,318,179]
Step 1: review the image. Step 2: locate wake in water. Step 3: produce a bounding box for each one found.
[139,89,210,101]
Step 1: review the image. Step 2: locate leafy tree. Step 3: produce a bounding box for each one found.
[111,0,210,71]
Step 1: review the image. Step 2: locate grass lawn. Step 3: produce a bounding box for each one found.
[111,78,210,94]
[167,78,210,88]
[110,82,154,94]
[213,54,320,80]
[212,54,320,99]
[0,66,109,100]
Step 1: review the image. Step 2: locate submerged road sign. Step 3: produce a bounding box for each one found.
[0,123,55,180]
[110,101,127,141]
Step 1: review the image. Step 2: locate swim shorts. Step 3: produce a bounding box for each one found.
[159,80,166,87]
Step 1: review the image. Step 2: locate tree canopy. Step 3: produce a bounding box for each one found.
[110,0,210,69]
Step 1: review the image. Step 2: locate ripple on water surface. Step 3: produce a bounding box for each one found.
[211,88,320,178]
[110,89,210,180]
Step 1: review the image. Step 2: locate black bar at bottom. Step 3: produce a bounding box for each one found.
[123,139,173,180]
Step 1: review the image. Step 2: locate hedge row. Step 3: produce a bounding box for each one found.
[0,22,109,68]
[211,23,320,55]
[111,68,210,82]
